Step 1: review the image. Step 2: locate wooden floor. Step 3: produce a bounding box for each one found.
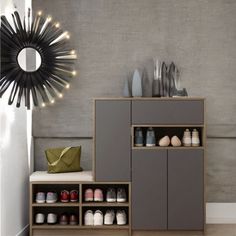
[33,225,236,236]
[133,225,236,236]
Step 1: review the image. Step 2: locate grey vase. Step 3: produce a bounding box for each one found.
[142,69,152,97]
[132,69,142,97]
[123,78,131,97]
[153,59,162,97]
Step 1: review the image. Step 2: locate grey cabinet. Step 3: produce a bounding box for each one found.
[132,100,204,125]
[132,150,167,230]
[95,100,131,181]
[168,149,204,230]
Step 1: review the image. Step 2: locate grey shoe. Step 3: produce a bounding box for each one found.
[36,192,45,203]
[116,210,127,225]
[117,188,127,203]
[46,192,58,204]
[135,128,143,147]
[104,210,115,225]
[146,127,156,147]
[106,188,116,202]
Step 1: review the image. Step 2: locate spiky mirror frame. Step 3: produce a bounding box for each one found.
[0,11,77,109]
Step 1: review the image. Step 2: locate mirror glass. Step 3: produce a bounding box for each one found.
[17,47,42,72]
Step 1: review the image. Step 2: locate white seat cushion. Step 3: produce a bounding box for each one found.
[30,170,93,182]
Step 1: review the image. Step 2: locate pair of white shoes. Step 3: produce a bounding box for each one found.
[84,209,127,226]
[182,129,200,147]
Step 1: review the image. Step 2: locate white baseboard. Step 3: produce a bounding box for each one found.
[16,224,29,236]
[206,203,236,224]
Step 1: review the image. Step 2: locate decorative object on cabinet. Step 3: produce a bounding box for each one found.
[131,69,142,97]
[123,78,131,97]
[152,59,162,97]
[142,68,152,97]
[0,10,77,109]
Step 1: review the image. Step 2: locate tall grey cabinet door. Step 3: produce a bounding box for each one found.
[168,149,204,230]
[95,100,131,181]
[132,150,167,230]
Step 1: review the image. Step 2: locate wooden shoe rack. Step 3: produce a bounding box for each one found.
[30,180,131,236]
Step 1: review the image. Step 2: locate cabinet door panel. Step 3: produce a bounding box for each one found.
[95,100,131,181]
[168,149,204,230]
[132,150,167,230]
[132,100,204,125]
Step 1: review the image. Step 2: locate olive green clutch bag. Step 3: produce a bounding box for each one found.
[45,146,83,173]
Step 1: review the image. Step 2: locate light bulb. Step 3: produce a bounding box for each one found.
[47,16,52,22]
[37,11,42,16]
[72,70,77,76]
[70,50,75,55]
[42,103,46,107]
[58,93,63,98]
[50,99,55,104]
[66,34,70,39]
[55,22,60,28]
[66,84,70,89]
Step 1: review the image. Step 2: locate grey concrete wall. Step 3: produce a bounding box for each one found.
[32,0,236,202]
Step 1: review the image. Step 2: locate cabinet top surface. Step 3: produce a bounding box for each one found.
[94,97,205,101]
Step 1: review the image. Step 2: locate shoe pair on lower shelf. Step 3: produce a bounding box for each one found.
[35,213,78,225]
[84,209,127,226]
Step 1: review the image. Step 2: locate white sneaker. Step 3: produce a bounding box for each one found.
[116,210,127,225]
[182,129,191,147]
[94,210,103,226]
[104,210,115,225]
[35,213,45,224]
[191,129,200,146]
[47,213,57,224]
[84,210,94,225]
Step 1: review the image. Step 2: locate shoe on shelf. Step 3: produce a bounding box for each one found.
[60,190,69,203]
[59,213,68,225]
[106,188,116,202]
[94,210,103,226]
[35,213,45,224]
[84,210,94,225]
[104,210,115,225]
[146,127,156,147]
[46,192,58,203]
[47,213,57,224]
[159,136,170,147]
[70,190,79,202]
[192,129,200,147]
[171,136,181,147]
[134,127,143,147]
[35,192,45,204]
[182,129,191,147]
[94,189,103,202]
[117,188,127,202]
[69,214,78,225]
[84,188,94,202]
[116,210,127,225]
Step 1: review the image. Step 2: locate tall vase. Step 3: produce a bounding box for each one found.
[123,78,131,97]
[152,59,161,97]
[132,69,142,97]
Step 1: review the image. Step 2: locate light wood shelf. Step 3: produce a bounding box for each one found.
[82,202,129,207]
[132,146,204,150]
[32,203,80,207]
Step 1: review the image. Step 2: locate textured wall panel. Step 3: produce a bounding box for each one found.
[34,138,93,171]
[207,138,236,202]
[32,0,236,202]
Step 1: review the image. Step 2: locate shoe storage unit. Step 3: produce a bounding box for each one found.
[29,174,131,236]
[95,98,206,232]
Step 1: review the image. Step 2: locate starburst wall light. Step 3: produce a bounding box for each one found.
[0,10,77,109]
